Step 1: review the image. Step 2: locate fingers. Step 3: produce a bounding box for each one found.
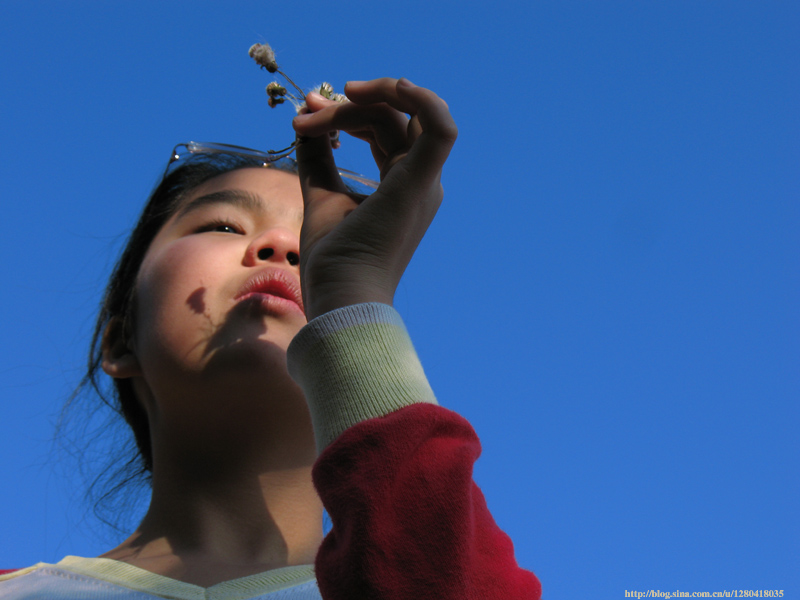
[346,78,458,179]
[343,78,420,112]
[346,78,455,141]
[362,79,456,193]
[294,78,457,185]
[390,79,458,181]
[294,92,409,166]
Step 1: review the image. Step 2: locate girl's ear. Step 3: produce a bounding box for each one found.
[101,317,142,379]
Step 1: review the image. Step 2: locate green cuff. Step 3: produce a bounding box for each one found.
[287,303,437,452]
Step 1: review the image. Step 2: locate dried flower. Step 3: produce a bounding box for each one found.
[308,82,348,104]
[248,43,278,73]
[266,82,287,98]
[249,42,348,155]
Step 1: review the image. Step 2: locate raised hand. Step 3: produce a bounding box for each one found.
[292,78,458,320]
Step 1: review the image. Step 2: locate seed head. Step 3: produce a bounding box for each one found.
[309,83,348,104]
[317,82,334,99]
[248,41,347,154]
[249,43,278,73]
[266,82,287,98]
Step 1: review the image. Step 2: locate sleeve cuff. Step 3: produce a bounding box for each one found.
[287,303,438,451]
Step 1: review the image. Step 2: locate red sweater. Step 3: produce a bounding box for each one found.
[314,402,541,599]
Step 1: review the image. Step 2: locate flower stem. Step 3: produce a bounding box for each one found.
[277,69,306,101]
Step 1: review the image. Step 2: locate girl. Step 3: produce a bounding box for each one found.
[0,78,540,599]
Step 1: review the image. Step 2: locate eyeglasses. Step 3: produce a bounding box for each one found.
[165,141,379,196]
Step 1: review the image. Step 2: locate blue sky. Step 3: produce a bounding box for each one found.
[1,1,797,597]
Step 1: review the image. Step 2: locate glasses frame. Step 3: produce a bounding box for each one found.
[164,141,379,194]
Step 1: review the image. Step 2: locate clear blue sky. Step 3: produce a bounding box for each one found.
[1,1,797,597]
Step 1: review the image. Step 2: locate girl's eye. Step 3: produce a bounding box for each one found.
[197,221,243,235]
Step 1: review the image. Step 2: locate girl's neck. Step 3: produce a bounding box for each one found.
[100,383,323,588]
[100,463,323,587]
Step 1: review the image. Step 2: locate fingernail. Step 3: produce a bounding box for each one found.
[345,80,365,87]
[398,77,416,88]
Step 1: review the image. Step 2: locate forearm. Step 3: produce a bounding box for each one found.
[288,303,437,451]
[287,304,540,599]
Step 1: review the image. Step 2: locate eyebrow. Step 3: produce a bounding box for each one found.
[175,189,303,224]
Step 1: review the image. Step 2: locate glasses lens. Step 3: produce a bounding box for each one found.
[337,168,379,196]
[166,142,379,195]
[184,142,280,162]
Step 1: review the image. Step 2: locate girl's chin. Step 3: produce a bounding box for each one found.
[189,330,299,376]
[207,308,305,345]
[149,312,305,376]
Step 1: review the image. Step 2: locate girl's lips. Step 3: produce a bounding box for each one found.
[238,292,305,316]
[235,267,304,314]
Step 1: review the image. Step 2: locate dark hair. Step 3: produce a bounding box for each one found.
[68,151,299,527]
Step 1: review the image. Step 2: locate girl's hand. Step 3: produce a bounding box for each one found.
[292,77,457,321]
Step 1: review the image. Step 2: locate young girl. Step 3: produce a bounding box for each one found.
[0,78,540,599]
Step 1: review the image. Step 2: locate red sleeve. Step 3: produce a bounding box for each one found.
[312,402,541,600]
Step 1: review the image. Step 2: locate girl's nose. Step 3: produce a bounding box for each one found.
[244,228,300,267]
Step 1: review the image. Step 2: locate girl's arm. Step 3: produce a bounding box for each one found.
[288,303,541,600]
[291,80,540,598]
[292,77,456,321]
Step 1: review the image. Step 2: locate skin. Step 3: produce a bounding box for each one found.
[100,168,323,586]
[100,78,457,587]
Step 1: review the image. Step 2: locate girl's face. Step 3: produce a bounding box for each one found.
[128,167,307,407]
